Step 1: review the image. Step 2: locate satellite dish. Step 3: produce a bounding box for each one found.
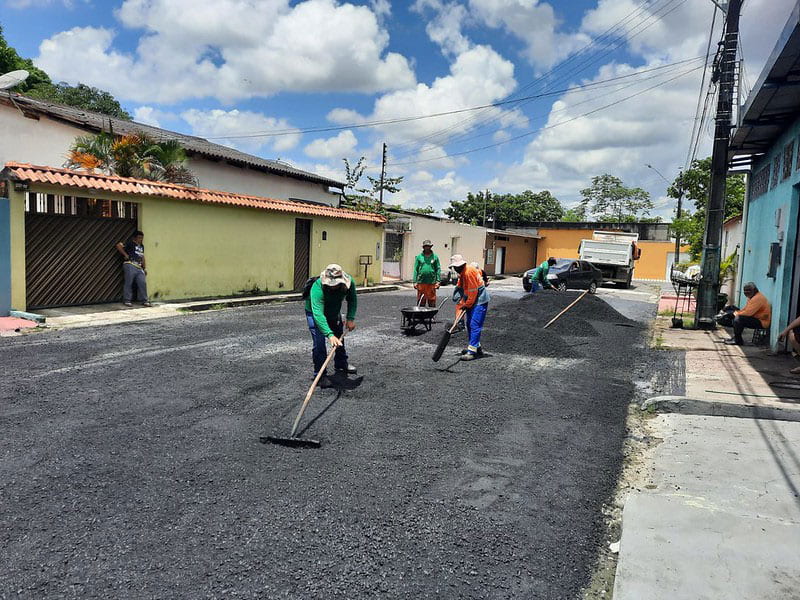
[0,70,30,91]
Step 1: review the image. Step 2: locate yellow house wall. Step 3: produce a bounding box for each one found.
[13,184,383,307]
[138,196,384,298]
[536,228,688,281]
[9,188,25,310]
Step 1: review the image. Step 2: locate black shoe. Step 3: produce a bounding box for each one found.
[723,338,742,346]
[336,365,357,375]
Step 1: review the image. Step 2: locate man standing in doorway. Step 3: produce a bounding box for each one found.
[413,240,441,307]
[305,264,358,388]
[115,230,151,307]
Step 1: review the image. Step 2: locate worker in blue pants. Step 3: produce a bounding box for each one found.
[449,254,490,360]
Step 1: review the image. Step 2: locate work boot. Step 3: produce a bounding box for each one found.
[335,364,357,375]
[318,374,335,388]
[460,353,476,361]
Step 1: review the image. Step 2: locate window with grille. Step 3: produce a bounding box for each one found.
[783,142,794,180]
[384,232,403,261]
[25,193,138,219]
[771,155,781,188]
[752,166,769,198]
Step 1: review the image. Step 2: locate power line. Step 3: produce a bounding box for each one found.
[198,56,708,140]
[390,0,692,160]
[388,63,704,167]
[388,58,708,164]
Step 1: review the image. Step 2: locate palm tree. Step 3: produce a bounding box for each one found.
[65,130,198,186]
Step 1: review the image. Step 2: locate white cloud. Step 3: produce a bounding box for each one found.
[304,130,359,159]
[468,0,590,70]
[132,105,170,128]
[336,44,518,153]
[181,108,301,154]
[34,0,416,104]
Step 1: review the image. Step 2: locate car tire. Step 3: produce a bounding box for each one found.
[557,280,568,292]
[522,280,531,292]
[588,280,598,294]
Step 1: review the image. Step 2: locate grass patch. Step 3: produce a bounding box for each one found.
[209,303,227,311]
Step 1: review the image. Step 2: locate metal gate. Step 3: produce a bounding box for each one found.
[25,193,138,309]
[293,219,311,291]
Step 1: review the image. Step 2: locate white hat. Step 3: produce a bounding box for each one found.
[449,254,467,268]
[320,264,352,288]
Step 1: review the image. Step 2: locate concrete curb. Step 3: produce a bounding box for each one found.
[10,310,46,323]
[181,284,402,312]
[642,395,800,423]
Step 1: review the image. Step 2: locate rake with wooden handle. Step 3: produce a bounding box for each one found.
[261,330,346,449]
[543,289,589,329]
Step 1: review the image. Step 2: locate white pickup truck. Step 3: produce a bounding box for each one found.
[578,231,641,288]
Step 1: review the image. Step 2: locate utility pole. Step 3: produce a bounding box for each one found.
[378,142,387,208]
[483,189,490,227]
[695,0,742,329]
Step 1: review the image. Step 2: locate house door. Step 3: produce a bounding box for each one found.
[25,193,138,309]
[293,219,312,291]
[495,247,505,274]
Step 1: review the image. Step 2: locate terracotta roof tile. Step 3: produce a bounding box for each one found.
[2,163,385,224]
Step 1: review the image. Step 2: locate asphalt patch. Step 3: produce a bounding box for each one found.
[0,290,657,599]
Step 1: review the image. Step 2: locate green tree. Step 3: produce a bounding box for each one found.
[579,174,653,223]
[1,25,131,120]
[667,157,745,259]
[27,83,132,120]
[561,206,587,222]
[444,189,563,226]
[341,156,404,213]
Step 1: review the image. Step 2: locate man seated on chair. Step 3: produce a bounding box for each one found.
[724,282,771,346]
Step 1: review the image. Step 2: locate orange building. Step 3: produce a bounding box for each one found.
[495,222,689,282]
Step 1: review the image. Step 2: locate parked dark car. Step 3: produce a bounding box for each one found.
[522,259,603,293]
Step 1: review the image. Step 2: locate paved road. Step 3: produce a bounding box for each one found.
[0,283,663,599]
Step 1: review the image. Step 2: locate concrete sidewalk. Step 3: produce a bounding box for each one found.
[613,321,800,599]
[15,284,403,332]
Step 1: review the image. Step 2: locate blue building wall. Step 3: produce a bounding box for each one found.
[740,115,800,349]
[0,197,10,316]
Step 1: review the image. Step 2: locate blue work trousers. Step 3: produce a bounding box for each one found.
[306,310,348,375]
[464,303,488,354]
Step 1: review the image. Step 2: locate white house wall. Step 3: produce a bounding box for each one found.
[186,159,336,204]
[0,103,337,204]
[397,214,487,280]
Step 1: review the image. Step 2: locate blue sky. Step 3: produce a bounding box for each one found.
[1,0,795,217]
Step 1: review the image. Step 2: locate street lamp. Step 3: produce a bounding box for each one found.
[646,164,684,263]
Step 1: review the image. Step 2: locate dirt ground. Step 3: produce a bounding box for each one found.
[0,288,667,599]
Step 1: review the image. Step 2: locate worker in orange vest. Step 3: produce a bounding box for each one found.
[450,255,490,361]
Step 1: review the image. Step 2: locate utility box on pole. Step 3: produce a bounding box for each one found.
[695,0,743,328]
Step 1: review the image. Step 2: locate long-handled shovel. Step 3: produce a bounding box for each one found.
[543,289,589,329]
[432,309,465,362]
[261,332,346,449]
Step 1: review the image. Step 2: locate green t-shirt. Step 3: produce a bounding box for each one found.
[303,277,357,338]
[413,252,441,284]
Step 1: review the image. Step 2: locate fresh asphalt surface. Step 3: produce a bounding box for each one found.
[1,280,665,599]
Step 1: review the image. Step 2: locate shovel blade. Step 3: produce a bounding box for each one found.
[432,330,452,362]
[259,435,322,449]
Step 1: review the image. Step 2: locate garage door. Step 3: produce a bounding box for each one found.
[25,193,138,309]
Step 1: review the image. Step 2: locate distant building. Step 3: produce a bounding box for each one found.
[501,222,688,281]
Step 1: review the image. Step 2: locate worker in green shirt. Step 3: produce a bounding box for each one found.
[412,239,441,307]
[304,264,357,387]
[530,257,557,292]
